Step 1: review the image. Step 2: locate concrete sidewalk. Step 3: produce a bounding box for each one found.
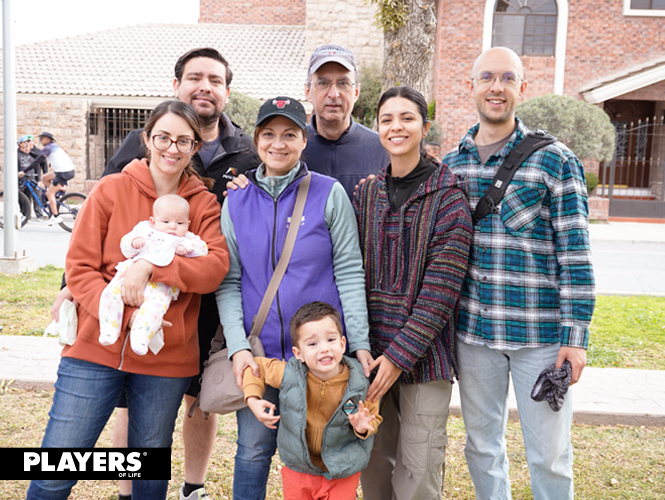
[1,335,664,427]
[587,220,665,245]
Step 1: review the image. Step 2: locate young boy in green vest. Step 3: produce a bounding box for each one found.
[242,301,381,499]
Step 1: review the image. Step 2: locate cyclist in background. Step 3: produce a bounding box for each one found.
[29,131,76,225]
[17,135,36,179]
[17,135,47,218]
[27,134,50,179]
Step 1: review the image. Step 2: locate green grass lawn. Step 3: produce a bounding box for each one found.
[588,295,665,369]
[1,266,664,370]
[0,265,63,337]
[2,389,664,500]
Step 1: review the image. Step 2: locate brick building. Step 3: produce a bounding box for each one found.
[434,0,665,146]
[434,0,665,218]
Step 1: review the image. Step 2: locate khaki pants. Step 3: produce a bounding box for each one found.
[360,379,452,500]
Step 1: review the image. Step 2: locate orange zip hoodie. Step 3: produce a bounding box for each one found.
[63,159,229,377]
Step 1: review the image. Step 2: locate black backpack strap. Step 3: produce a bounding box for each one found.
[472,130,556,225]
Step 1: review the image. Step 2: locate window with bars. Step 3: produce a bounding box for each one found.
[493,0,557,56]
[87,107,151,179]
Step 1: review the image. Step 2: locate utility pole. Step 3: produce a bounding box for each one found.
[1,0,36,273]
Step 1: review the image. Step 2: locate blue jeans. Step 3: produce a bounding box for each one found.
[26,357,190,500]
[233,386,280,500]
[456,341,574,500]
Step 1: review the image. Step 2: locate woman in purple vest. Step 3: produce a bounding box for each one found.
[354,86,473,499]
[215,96,373,500]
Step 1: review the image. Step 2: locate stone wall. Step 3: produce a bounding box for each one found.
[304,0,384,72]
[0,97,88,193]
[198,0,383,75]
[199,0,306,26]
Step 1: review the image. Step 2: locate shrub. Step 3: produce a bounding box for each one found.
[352,64,383,128]
[425,120,442,144]
[225,90,262,135]
[586,172,599,194]
[515,94,616,163]
[428,100,436,121]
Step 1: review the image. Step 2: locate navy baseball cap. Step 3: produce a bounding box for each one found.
[255,97,307,130]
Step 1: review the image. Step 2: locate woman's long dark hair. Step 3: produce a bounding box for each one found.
[144,100,214,189]
[377,86,435,161]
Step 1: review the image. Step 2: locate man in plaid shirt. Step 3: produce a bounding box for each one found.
[443,47,595,500]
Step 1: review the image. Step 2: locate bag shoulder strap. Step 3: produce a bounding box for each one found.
[472,130,555,225]
[209,172,312,355]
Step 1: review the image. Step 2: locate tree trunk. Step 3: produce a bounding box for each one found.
[382,0,438,99]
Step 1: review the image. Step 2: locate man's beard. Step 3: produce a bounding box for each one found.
[196,108,222,129]
[189,95,223,129]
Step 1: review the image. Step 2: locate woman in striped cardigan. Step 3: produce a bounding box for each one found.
[354,86,473,500]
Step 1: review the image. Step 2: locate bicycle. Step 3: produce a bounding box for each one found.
[0,176,87,232]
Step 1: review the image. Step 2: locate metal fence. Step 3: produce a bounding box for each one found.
[597,115,665,219]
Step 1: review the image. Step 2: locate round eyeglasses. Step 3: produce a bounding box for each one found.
[471,71,522,87]
[150,134,197,153]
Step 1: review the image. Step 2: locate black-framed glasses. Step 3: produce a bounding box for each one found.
[309,80,356,92]
[151,134,197,153]
[471,71,522,87]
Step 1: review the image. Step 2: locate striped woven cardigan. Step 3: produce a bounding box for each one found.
[354,160,472,383]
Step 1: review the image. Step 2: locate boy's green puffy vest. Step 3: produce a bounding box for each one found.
[277,355,374,480]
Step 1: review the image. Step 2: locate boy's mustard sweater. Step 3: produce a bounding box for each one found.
[243,357,381,472]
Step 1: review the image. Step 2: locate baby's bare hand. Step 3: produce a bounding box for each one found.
[131,237,146,249]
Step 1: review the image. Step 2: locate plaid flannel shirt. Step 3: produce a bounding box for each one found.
[443,119,595,350]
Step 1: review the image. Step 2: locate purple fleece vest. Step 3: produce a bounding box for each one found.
[227,168,344,360]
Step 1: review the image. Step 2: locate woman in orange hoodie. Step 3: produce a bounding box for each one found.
[27,101,230,500]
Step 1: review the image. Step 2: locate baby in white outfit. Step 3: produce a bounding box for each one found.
[99,194,208,355]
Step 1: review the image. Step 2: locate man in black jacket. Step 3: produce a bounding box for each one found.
[53,47,260,500]
[103,48,259,204]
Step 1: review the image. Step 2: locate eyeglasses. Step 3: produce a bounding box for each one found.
[309,80,356,92]
[471,71,522,87]
[150,134,197,153]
